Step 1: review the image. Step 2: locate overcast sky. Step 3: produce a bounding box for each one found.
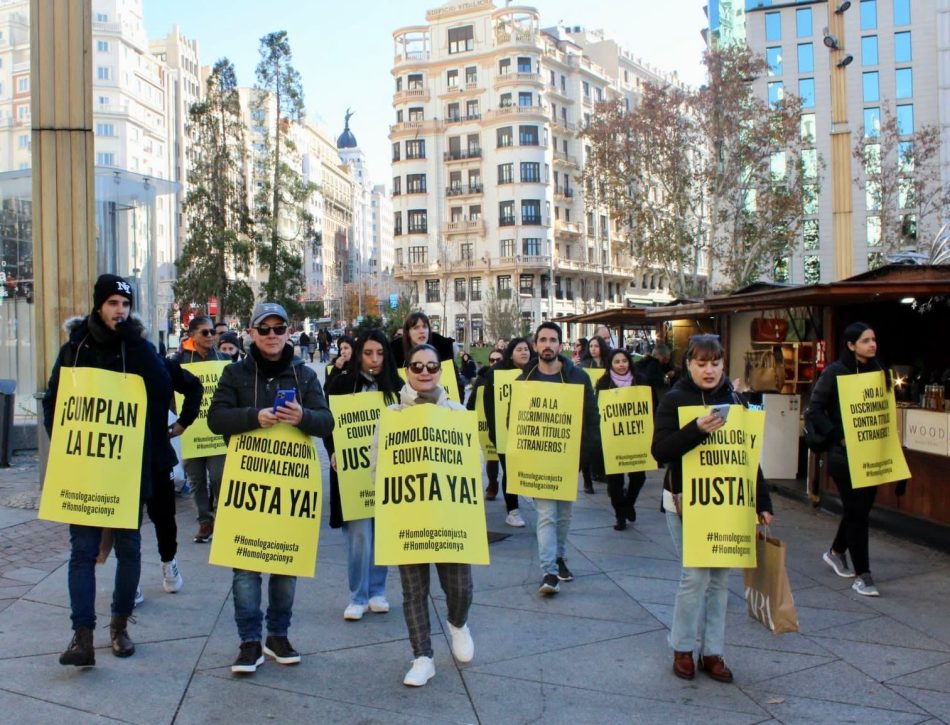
[144,0,709,184]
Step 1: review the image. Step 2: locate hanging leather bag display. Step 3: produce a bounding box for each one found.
[744,347,786,392]
[750,317,789,343]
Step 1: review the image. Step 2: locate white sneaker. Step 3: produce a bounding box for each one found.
[161,559,183,593]
[447,622,474,663]
[403,656,435,687]
[133,585,144,607]
[343,603,368,621]
[505,509,526,528]
[368,596,390,613]
[852,574,881,597]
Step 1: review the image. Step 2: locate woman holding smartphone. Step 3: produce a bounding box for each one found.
[651,334,773,684]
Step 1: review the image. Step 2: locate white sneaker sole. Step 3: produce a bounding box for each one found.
[368,601,390,613]
[343,607,367,621]
[262,644,301,665]
[231,655,264,673]
[823,552,855,578]
[403,671,435,687]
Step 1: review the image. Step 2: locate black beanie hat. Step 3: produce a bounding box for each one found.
[93,274,134,311]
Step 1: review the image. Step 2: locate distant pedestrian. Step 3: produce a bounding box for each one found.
[298,330,312,362]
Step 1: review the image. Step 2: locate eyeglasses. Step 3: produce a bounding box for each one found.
[407,361,441,374]
[193,329,214,337]
[255,324,288,336]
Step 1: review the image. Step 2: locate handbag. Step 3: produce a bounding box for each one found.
[750,317,789,343]
[743,529,799,633]
[744,347,786,392]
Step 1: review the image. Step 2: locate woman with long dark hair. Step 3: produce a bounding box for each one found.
[596,349,647,530]
[806,322,894,597]
[392,312,462,400]
[482,337,535,527]
[324,329,402,620]
[580,335,608,369]
[325,335,355,393]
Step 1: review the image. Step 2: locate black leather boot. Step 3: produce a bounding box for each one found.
[110,615,135,657]
[59,627,95,666]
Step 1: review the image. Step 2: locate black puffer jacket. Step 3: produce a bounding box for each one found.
[651,374,772,514]
[43,315,172,500]
[390,330,462,402]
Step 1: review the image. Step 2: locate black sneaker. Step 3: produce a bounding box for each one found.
[556,557,574,582]
[538,573,560,595]
[263,635,301,665]
[231,641,264,674]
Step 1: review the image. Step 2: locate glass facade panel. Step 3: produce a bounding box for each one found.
[768,81,784,107]
[862,71,879,102]
[894,32,911,62]
[796,8,812,37]
[862,35,878,65]
[860,0,877,30]
[766,46,783,76]
[895,68,912,99]
[893,0,910,26]
[864,107,881,136]
[797,43,814,73]
[765,12,781,41]
[799,78,815,108]
[896,104,913,134]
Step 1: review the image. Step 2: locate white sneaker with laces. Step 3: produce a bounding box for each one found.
[343,603,368,620]
[133,585,144,607]
[505,509,526,528]
[161,559,183,593]
[403,656,435,687]
[368,596,390,613]
[447,622,474,663]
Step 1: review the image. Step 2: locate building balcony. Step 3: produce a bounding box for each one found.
[553,150,578,168]
[393,87,430,104]
[494,29,540,48]
[545,84,574,103]
[553,117,576,133]
[444,219,485,235]
[444,113,482,125]
[445,184,484,198]
[555,220,583,237]
[554,186,575,200]
[390,119,442,136]
[489,255,551,272]
[485,105,546,121]
[495,71,544,89]
[443,148,482,162]
[554,257,596,273]
[394,50,431,66]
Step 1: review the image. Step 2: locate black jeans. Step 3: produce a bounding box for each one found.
[146,467,178,563]
[496,454,519,513]
[829,446,877,576]
[607,471,646,520]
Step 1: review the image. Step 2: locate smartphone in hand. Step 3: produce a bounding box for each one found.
[709,404,731,422]
[272,389,296,414]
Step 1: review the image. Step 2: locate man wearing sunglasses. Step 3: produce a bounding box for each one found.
[208,302,334,674]
[171,316,231,543]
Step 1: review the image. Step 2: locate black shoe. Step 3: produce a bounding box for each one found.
[263,635,301,665]
[538,573,560,595]
[556,557,574,582]
[613,519,627,531]
[626,506,637,523]
[59,627,95,667]
[232,641,264,673]
[583,485,595,494]
[110,615,135,657]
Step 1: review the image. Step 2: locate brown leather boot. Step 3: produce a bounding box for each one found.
[59,627,95,666]
[672,650,694,679]
[699,655,733,683]
[110,615,135,657]
[485,483,498,501]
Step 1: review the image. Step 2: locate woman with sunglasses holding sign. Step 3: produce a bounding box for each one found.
[370,344,475,687]
[651,334,773,684]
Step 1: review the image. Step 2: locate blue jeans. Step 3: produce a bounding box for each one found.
[68,524,141,630]
[343,518,388,605]
[232,569,296,643]
[666,512,729,656]
[535,498,573,575]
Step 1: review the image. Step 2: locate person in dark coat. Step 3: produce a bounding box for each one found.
[651,334,773,684]
[465,349,504,505]
[636,342,673,409]
[44,274,172,666]
[390,312,462,401]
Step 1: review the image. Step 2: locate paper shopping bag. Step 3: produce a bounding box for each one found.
[743,531,799,633]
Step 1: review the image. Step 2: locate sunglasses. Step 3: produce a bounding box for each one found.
[407,361,441,374]
[193,329,214,337]
[489,357,502,364]
[255,324,288,336]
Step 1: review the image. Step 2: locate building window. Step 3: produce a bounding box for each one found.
[392,142,400,161]
[767,81,783,107]
[406,174,426,194]
[466,100,479,119]
[407,209,427,234]
[804,256,820,284]
[862,36,878,65]
[95,122,115,136]
[500,239,515,257]
[522,200,541,225]
[864,107,881,136]
[498,163,513,184]
[893,0,910,26]
[96,40,109,52]
[799,78,815,108]
[409,245,427,264]
[803,219,819,250]
[894,32,911,62]
[860,0,877,30]
[796,8,812,37]
[406,139,425,159]
[523,238,541,256]
[465,66,477,85]
[470,277,481,301]
[517,56,532,73]
[896,104,913,134]
[497,126,513,147]
[895,68,912,99]
[801,113,816,143]
[802,148,818,179]
[803,184,818,215]
[498,57,510,75]
[408,107,424,122]
[518,125,539,145]
[447,102,460,121]
[862,71,879,102]
[797,43,814,73]
[520,274,534,296]
[765,12,781,41]
[868,252,884,270]
[392,177,401,196]
[448,25,474,54]
[520,162,540,183]
[518,91,533,107]
[96,66,110,81]
[766,46,782,76]
[454,278,466,302]
[407,73,423,90]
[394,212,402,236]
[497,275,512,298]
[867,216,881,246]
[17,134,29,149]
[499,201,515,226]
[773,258,790,283]
[95,152,115,165]
[426,280,440,302]
[447,69,458,88]
[499,92,512,108]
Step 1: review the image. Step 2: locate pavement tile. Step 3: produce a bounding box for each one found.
[741,688,932,724]
[886,662,950,693]
[809,615,950,653]
[813,638,950,683]
[0,688,119,723]
[1,565,53,584]
[886,685,950,723]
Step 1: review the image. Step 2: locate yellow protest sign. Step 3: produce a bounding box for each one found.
[329,391,386,520]
[210,425,322,577]
[678,404,764,568]
[398,359,462,403]
[492,369,521,454]
[475,386,498,461]
[838,371,911,488]
[599,386,657,474]
[584,367,606,387]
[374,404,488,565]
[39,368,147,529]
[505,381,584,501]
[177,360,229,457]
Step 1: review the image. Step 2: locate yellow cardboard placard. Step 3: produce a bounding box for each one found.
[177,360,229,457]
[328,391,386,520]
[492,369,521,454]
[374,404,488,565]
[475,386,498,461]
[209,425,322,576]
[838,371,911,488]
[39,368,147,529]
[505,380,584,501]
[599,386,657,474]
[584,367,606,387]
[679,405,764,569]
[397,359,461,403]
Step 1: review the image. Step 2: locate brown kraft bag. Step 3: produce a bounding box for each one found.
[743,530,799,633]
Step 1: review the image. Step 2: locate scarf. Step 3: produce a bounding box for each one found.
[250,343,294,379]
[610,370,633,387]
